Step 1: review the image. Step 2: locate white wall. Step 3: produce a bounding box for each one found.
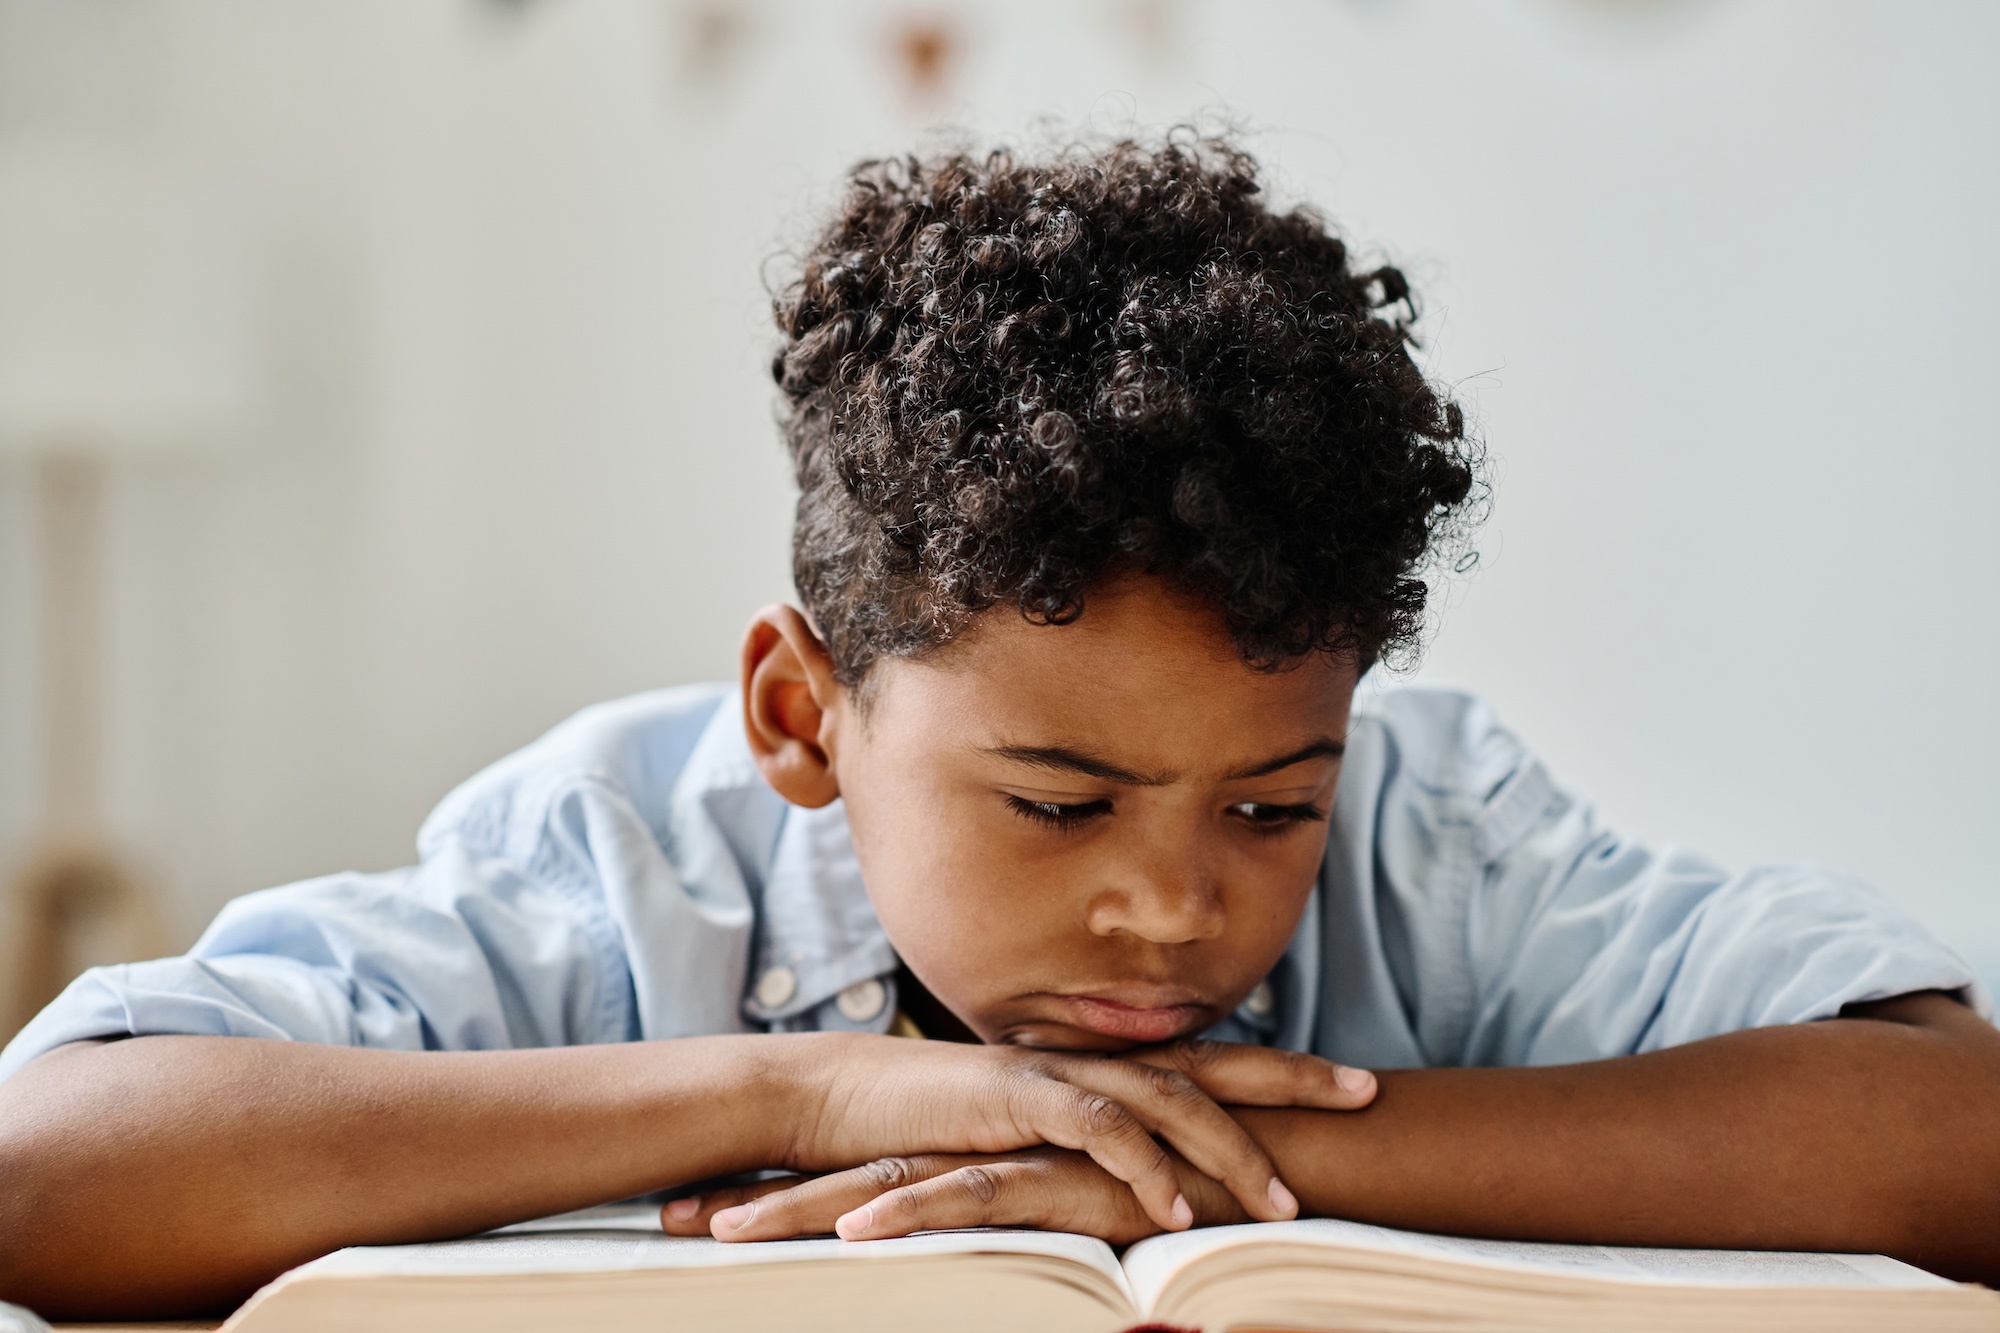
[1,0,1995,988]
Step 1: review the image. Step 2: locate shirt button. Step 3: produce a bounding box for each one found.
[755,966,798,1010]
[836,977,887,1023]
[1244,980,1275,1017]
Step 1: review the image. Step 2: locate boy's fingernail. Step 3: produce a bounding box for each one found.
[836,1204,875,1239]
[1336,1064,1375,1094]
[665,1196,701,1222]
[1268,1177,1299,1219]
[711,1203,754,1234]
[1170,1193,1193,1229]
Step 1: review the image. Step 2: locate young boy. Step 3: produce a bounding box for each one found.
[2,136,1997,1322]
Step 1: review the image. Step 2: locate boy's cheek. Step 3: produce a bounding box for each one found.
[877,892,1062,1040]
[844,829,1035,1022]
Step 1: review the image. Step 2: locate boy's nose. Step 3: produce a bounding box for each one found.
[1084,858,1227,944]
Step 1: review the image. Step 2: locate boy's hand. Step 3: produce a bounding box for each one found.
[768,1035,1374,1231]
[663,1146,1245,1245]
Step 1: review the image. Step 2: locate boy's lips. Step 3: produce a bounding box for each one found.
[1051,994,1208,1043]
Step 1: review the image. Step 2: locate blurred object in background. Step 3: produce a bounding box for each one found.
[1112,0,1179,65]
[5,836,168,1039]
[0,150,258,1039]
[672,0,755,93]
[0,153,254,446]
[886,10,962,107]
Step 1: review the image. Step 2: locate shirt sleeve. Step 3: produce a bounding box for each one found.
[0,809,637,1084]
[1363,686,1991,1068]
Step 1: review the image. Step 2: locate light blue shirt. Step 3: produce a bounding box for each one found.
[3,681,1985,1083]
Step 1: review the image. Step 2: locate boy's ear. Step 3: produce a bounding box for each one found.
[740,604,845,809]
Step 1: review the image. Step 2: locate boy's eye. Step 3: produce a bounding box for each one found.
[1005,794,1112,832]
[1228,801,1328,834]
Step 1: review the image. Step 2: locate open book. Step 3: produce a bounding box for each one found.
[218,1203,2000,1333]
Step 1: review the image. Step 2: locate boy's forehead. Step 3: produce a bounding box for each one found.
[868,579,1358,760]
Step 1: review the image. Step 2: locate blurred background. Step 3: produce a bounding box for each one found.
[1,0,1995,1041]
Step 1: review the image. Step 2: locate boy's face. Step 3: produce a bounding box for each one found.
[781,577,1357,1051]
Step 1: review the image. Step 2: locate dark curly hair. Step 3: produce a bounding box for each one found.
[772,132,1481,687]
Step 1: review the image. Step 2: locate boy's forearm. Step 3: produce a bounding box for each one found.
[0,1033,800,1319]
[1237,992,2000,1283]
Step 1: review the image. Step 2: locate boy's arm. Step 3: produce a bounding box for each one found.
[1242,991,2000,1281]
[685,993,2000,1283]
[0,1029,1368,1319]
[0,1034,796,1318]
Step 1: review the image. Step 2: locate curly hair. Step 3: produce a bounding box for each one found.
[771,132,1481,687]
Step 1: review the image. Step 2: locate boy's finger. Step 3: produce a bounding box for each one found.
[1049,1055,1295,1225]
[1013,1076,1189,1233]
[707,1156,972,1242]
[834,1160,1047,1240]
[833,1156,1118,1242]
[660,1174,810,1236]
[1127,1040,1377,1111]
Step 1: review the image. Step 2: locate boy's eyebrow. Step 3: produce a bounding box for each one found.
[981,737,1346,787]
[1225,737,1347,780]
[985,745,1174,787]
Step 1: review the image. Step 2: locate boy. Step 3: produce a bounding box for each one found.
[2,136,1997,1322]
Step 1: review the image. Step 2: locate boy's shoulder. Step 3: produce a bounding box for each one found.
[1347,676,1548,816]
[415,683,757,870]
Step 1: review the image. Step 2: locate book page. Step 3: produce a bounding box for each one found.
[485,1203,668,1234]
[1121,1219,1949,1311]
[296,1222,1131,1302]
